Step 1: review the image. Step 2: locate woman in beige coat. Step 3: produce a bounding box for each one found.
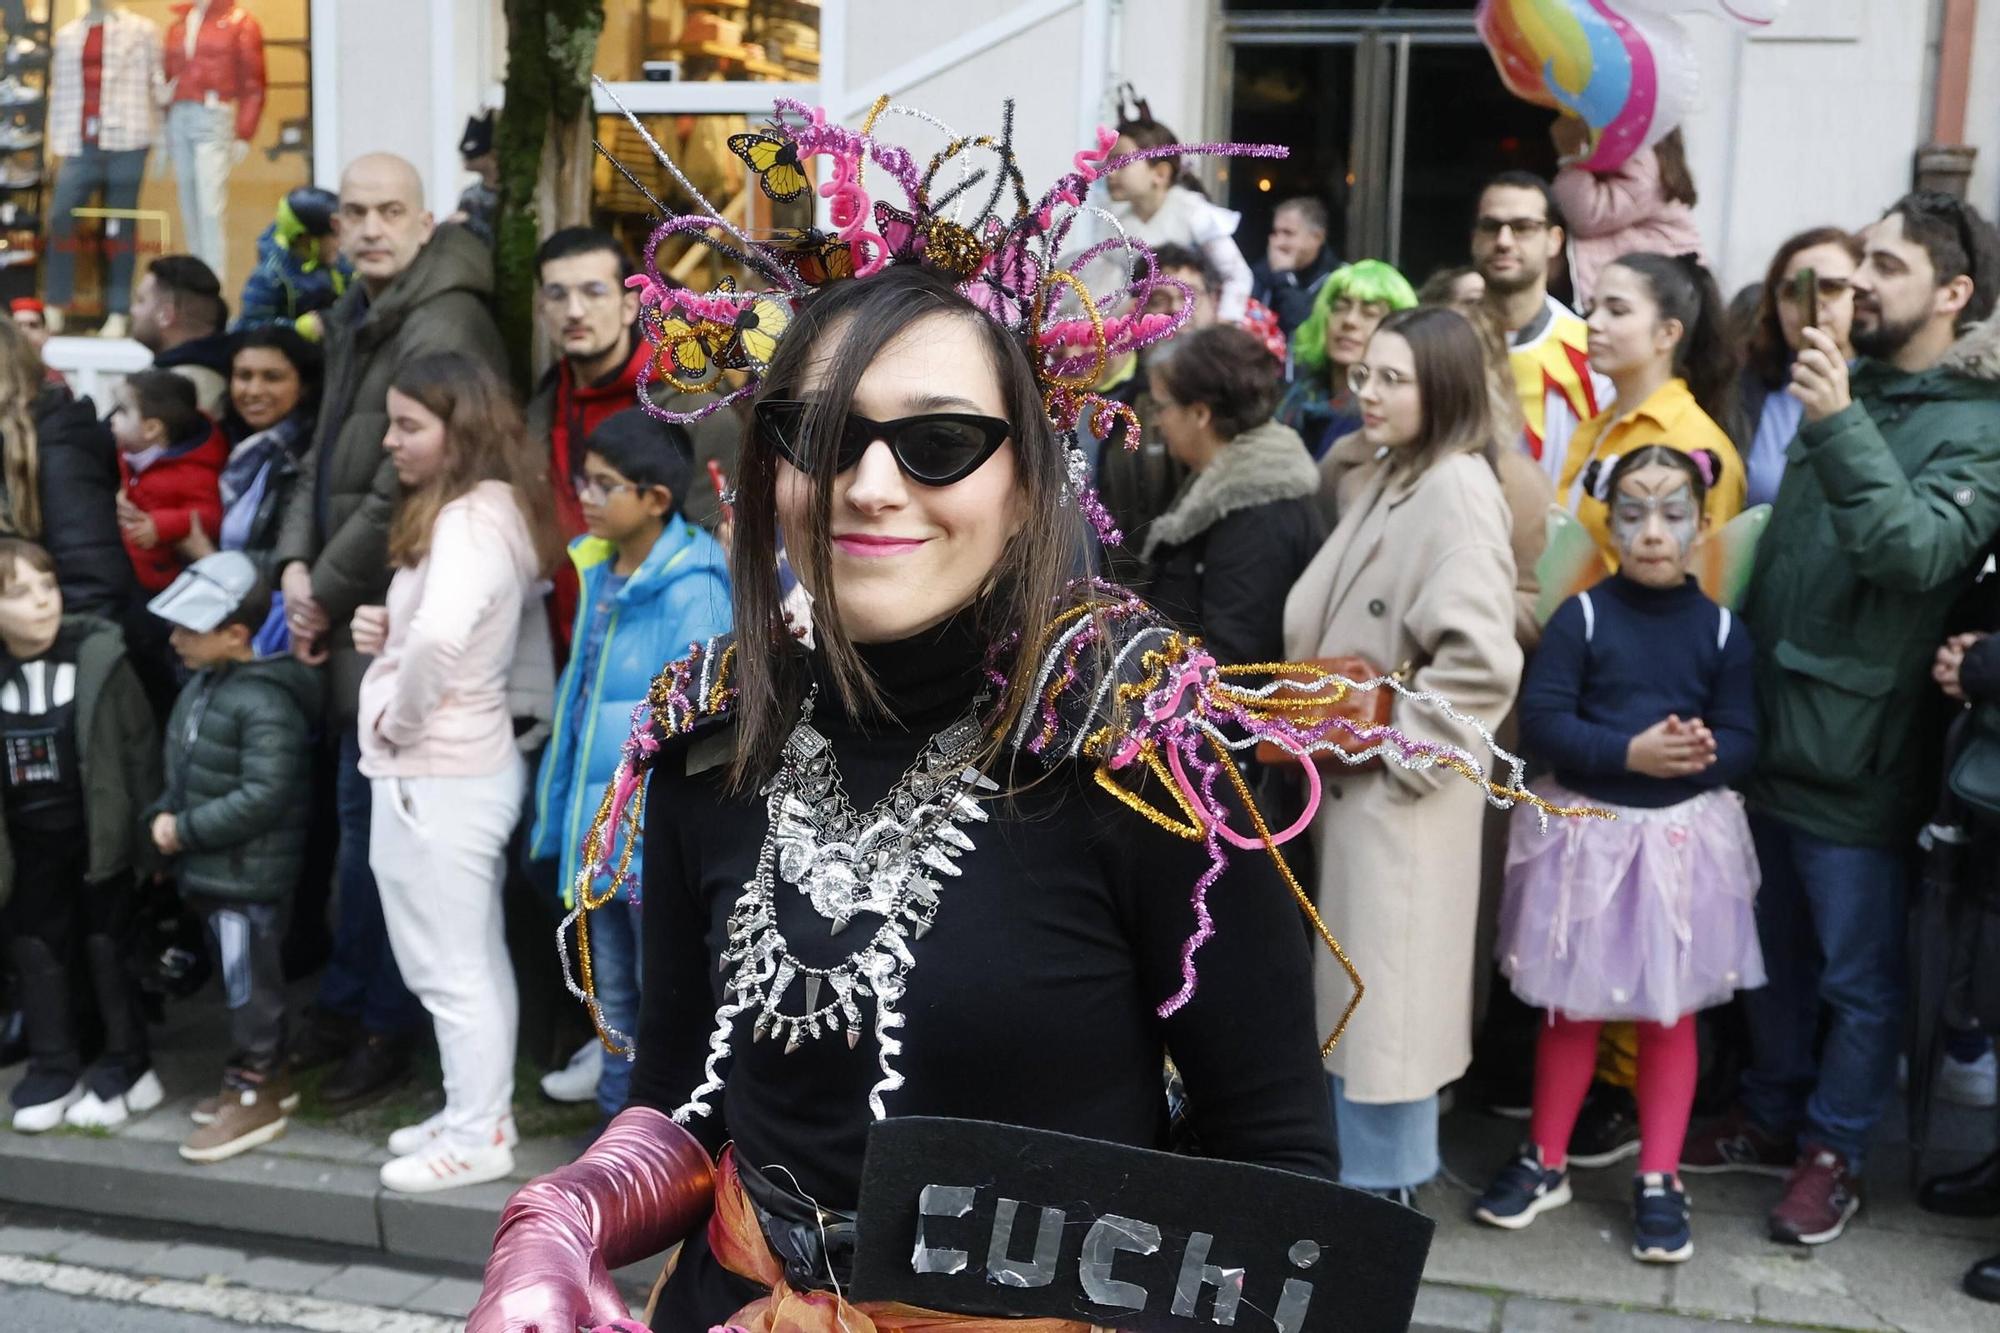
[1282,306,1525,1200]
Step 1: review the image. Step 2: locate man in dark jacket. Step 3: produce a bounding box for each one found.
[131,255,234,418]
[526,227,739,654]
[1686,193,2000,1248]
[147,552,319,1162]
[273,152,508,1107]
[1251,196,1337,347]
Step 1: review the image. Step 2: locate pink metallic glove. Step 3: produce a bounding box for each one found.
[467,1105,717,1333]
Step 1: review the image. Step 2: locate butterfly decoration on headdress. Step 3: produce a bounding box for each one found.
[593,79,1286,543]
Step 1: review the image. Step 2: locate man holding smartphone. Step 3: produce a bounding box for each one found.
[1686,193,2000,1257]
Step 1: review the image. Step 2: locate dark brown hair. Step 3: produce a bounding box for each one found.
[1587,444,1719,510]
[383,353,563,575]
[0,320,43,539]
[1605,252,1737,423]
[1116,116,1206,197]
[1746,226,1862,388]
[1417,265,1478,307]
[1884,190,2000,330]
[1373,307,1498,476]
[1151,325,1281,439]
[125,369,205,445]
[726,264,1092,793]
[1653,129,1697,209]
[0,535,55,593]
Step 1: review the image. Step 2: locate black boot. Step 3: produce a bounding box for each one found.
[6,936,82,1126]
[1967,1252,2000,1304]
[1920,1149,2000,1218]
[289,1005,362,1072]
[318,1032,415,1110]
[80,933,151,1099]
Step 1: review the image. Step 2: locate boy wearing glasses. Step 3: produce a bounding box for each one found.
[526,408,731,1127]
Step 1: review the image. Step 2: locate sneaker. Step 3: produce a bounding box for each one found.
[540,1038,603,1104]
[0,125,41,151]
[192,1082,301,1126]
[1769,1144,1861,1245]
[0,162,40,190]
[1631,1174,1694,1263]
[1569,1084,1642,1169]
[181,1073,292,1163]
[387,1109,518,1157]
[10,1074,81,1133]
[1681,1106,1794,1177]
[1940,1048,1999,1109]
[1472,1146,1573,1230]
[64,1069,164,1129]
[380,1124,516,1195]
[318,1032,414,1110]
[0,77,38,108]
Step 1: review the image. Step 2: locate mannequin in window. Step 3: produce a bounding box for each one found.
[162,0,265,284]
[45,0,164,339]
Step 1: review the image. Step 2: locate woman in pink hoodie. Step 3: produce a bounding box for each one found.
[1551,125,1707,308]
[349,353,562,1194]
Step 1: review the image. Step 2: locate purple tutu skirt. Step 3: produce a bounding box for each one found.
[1498,781,1766,1024]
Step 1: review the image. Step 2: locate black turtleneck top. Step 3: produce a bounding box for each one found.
[628,615,1335,1322]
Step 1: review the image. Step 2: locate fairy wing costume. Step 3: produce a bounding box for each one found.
[472,88,1603,1333]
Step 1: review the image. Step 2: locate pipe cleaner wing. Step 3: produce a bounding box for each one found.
[1692,503,1770,610]
[1534,505,1610,625]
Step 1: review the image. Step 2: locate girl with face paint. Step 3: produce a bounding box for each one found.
[1472,446,1765,1268]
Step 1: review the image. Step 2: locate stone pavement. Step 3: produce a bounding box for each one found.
[1,988,1996,1330]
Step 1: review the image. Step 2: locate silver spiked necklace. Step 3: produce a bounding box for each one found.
[675,689,999,1123]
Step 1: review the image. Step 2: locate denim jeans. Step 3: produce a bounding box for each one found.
[1329,1074,1440,1191]
[314,727,424,1037]
[164,101,234,280]
[1739,813,1909,1167]
[587,898,643,1122]
[45,146,148,312]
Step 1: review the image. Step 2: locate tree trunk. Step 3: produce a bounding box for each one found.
[495,0,605,384]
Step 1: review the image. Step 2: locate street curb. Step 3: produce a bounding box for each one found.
[0,1124,511,1267]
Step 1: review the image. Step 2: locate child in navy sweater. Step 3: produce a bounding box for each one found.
[1473,446,1763,1264]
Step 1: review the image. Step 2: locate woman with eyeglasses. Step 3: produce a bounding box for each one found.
[1277,260,1418,459]
[346,353,564,1194]
[1559,253,1746,566]
[1731,228,1863,508]
[1140,324,1323,665]
[1284,306,1525,1205]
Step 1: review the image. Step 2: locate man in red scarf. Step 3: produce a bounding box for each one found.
[527,228,738,657]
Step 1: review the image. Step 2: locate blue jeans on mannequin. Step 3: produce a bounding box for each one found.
[1738,813,1909,1168]
[1329,1074,1440,1191]
[164,101,234,280]
[44,147,148,314]
[315,727,424,1037]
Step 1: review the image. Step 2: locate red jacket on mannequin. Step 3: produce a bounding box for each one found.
[164,0,265,142]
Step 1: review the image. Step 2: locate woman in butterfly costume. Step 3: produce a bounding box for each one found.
[469,93,1601,1333]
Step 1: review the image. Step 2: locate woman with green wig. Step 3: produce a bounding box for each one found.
[1277,260,1418,458]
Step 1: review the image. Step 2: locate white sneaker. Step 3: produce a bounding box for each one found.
[64,1070,164,1129]
[539,1039,603,1104]
[1940,1047,1998,1109]
[380,1128,516,1194]
[11,1081,81,1133]
[387,1110,518,1157]
[97,313,128,340]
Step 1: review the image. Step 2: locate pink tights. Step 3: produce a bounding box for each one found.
[1529,1014,1697,1177]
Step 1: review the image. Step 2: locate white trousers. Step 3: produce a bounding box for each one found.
[165,101,233,281]
[370,758,527,1148]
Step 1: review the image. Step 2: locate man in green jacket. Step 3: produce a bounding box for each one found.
[1686,193,2000,1248]
[273,153,509,1110]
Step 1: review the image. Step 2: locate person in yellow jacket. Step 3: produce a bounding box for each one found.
[1561,253,1745,566]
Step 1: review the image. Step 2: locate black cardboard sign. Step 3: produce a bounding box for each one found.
[849,1118,1433,1331]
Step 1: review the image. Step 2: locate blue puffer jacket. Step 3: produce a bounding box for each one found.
[529,518,731,906]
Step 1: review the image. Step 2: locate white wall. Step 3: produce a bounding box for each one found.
[1681,0,1932,292]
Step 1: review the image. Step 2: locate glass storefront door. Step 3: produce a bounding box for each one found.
[1222,5,1556,289]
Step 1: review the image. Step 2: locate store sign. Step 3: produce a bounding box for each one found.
[851,1119,1433,1332]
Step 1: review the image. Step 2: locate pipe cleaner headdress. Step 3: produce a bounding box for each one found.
[599,82,1285,544]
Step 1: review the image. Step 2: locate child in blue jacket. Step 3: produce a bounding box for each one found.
[527,408,730,1123]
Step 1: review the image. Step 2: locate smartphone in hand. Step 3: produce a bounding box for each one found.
[1793,265,1819,331]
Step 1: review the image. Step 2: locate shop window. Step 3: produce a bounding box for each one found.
[16,0,314,327]
[594,0,821,85]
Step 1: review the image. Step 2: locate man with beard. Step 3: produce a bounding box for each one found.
[525,227,738,655]
[131,255,234,418]
[1471,172,1608,485]
[1685,192,2000,1252]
